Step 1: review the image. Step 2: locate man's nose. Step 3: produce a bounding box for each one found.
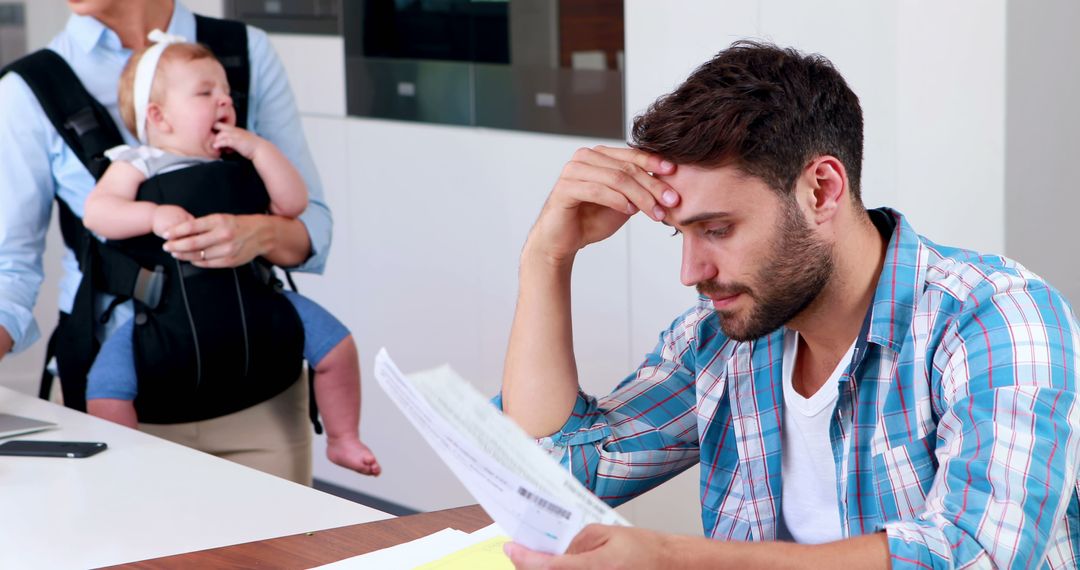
[680,236,718,287]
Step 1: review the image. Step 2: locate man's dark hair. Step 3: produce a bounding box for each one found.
[631,40,865,202]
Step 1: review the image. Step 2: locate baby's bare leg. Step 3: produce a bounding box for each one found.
[313,334,381,476]
[87,398,139,429]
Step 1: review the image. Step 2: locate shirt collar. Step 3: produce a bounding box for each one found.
[864,207,928,353]
[65,12,109,54]
[63,2,195,55]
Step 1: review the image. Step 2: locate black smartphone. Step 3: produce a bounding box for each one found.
[0,440,107,458]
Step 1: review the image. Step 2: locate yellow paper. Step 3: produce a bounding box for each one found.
[414,536,513,570]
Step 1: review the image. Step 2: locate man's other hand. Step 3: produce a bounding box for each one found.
[503,524,677,569]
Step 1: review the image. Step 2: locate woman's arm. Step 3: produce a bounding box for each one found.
[162,213,311,268]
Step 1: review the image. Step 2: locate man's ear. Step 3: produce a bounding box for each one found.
[799,156,848,225]
[146,102,171,134]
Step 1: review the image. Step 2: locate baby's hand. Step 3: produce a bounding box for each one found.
[211,123,264,160]
[152,205,195,239]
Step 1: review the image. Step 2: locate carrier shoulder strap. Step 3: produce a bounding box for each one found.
[1,49,128,408]
[1,49,124,272]
[195,14,250,129]
[0,17,251,182]
[2,49,122,179]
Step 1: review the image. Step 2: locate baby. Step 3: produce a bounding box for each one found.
[83,32,380,476]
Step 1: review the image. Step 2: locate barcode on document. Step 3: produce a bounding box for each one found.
[517,487,572,520]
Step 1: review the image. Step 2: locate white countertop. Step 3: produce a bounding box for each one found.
[0,385,392,569]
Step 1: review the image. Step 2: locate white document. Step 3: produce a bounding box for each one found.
[373,348,629,554]
[309,523,510,569]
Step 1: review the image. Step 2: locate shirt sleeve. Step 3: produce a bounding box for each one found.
[885,276,1080,569]
[0,73,55,352]
[245,25,332,274]
[495,306,707,507]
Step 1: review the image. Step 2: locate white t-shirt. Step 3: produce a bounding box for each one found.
[777,329,855,544]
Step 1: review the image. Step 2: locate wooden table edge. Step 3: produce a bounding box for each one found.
[102,504,492,569]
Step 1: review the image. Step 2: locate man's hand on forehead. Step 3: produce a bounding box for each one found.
[571,145,681,220]
[526,146,683,262]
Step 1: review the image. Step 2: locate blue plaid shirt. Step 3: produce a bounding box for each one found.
[520,209,1080,568]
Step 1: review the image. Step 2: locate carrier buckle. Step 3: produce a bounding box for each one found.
[133,265,166,309]
[251,261,281,291]
[63,106,98,137]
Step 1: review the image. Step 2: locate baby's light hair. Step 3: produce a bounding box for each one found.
[118,42,219,138]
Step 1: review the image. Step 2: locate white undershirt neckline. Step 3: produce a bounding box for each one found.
[777,329,856,544]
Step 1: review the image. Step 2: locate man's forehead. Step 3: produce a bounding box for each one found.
[656,163,754,190]
[658,164,771,225]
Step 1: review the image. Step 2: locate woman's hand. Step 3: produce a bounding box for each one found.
[163,213,270,268]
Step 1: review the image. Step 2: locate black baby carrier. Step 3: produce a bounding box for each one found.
[1,16,320,427]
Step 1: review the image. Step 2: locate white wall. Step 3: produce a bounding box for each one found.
[1004,0,1080,306]
[292,115,629,513]
[259,27,640,516]
[895,1,1006,254]
[24,0,67,53]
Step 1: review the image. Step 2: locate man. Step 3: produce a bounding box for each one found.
[0,0,332,483]
[500,41,1080,568]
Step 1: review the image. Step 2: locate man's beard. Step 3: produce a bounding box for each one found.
[697,201,833,341]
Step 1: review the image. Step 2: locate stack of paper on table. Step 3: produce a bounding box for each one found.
[312,523,511,569]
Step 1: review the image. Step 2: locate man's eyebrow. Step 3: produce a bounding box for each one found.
[676,211,734,227]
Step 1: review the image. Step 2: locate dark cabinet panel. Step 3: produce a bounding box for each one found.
[228,0,624,138]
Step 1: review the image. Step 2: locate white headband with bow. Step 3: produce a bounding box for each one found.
[133,28,187,144]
